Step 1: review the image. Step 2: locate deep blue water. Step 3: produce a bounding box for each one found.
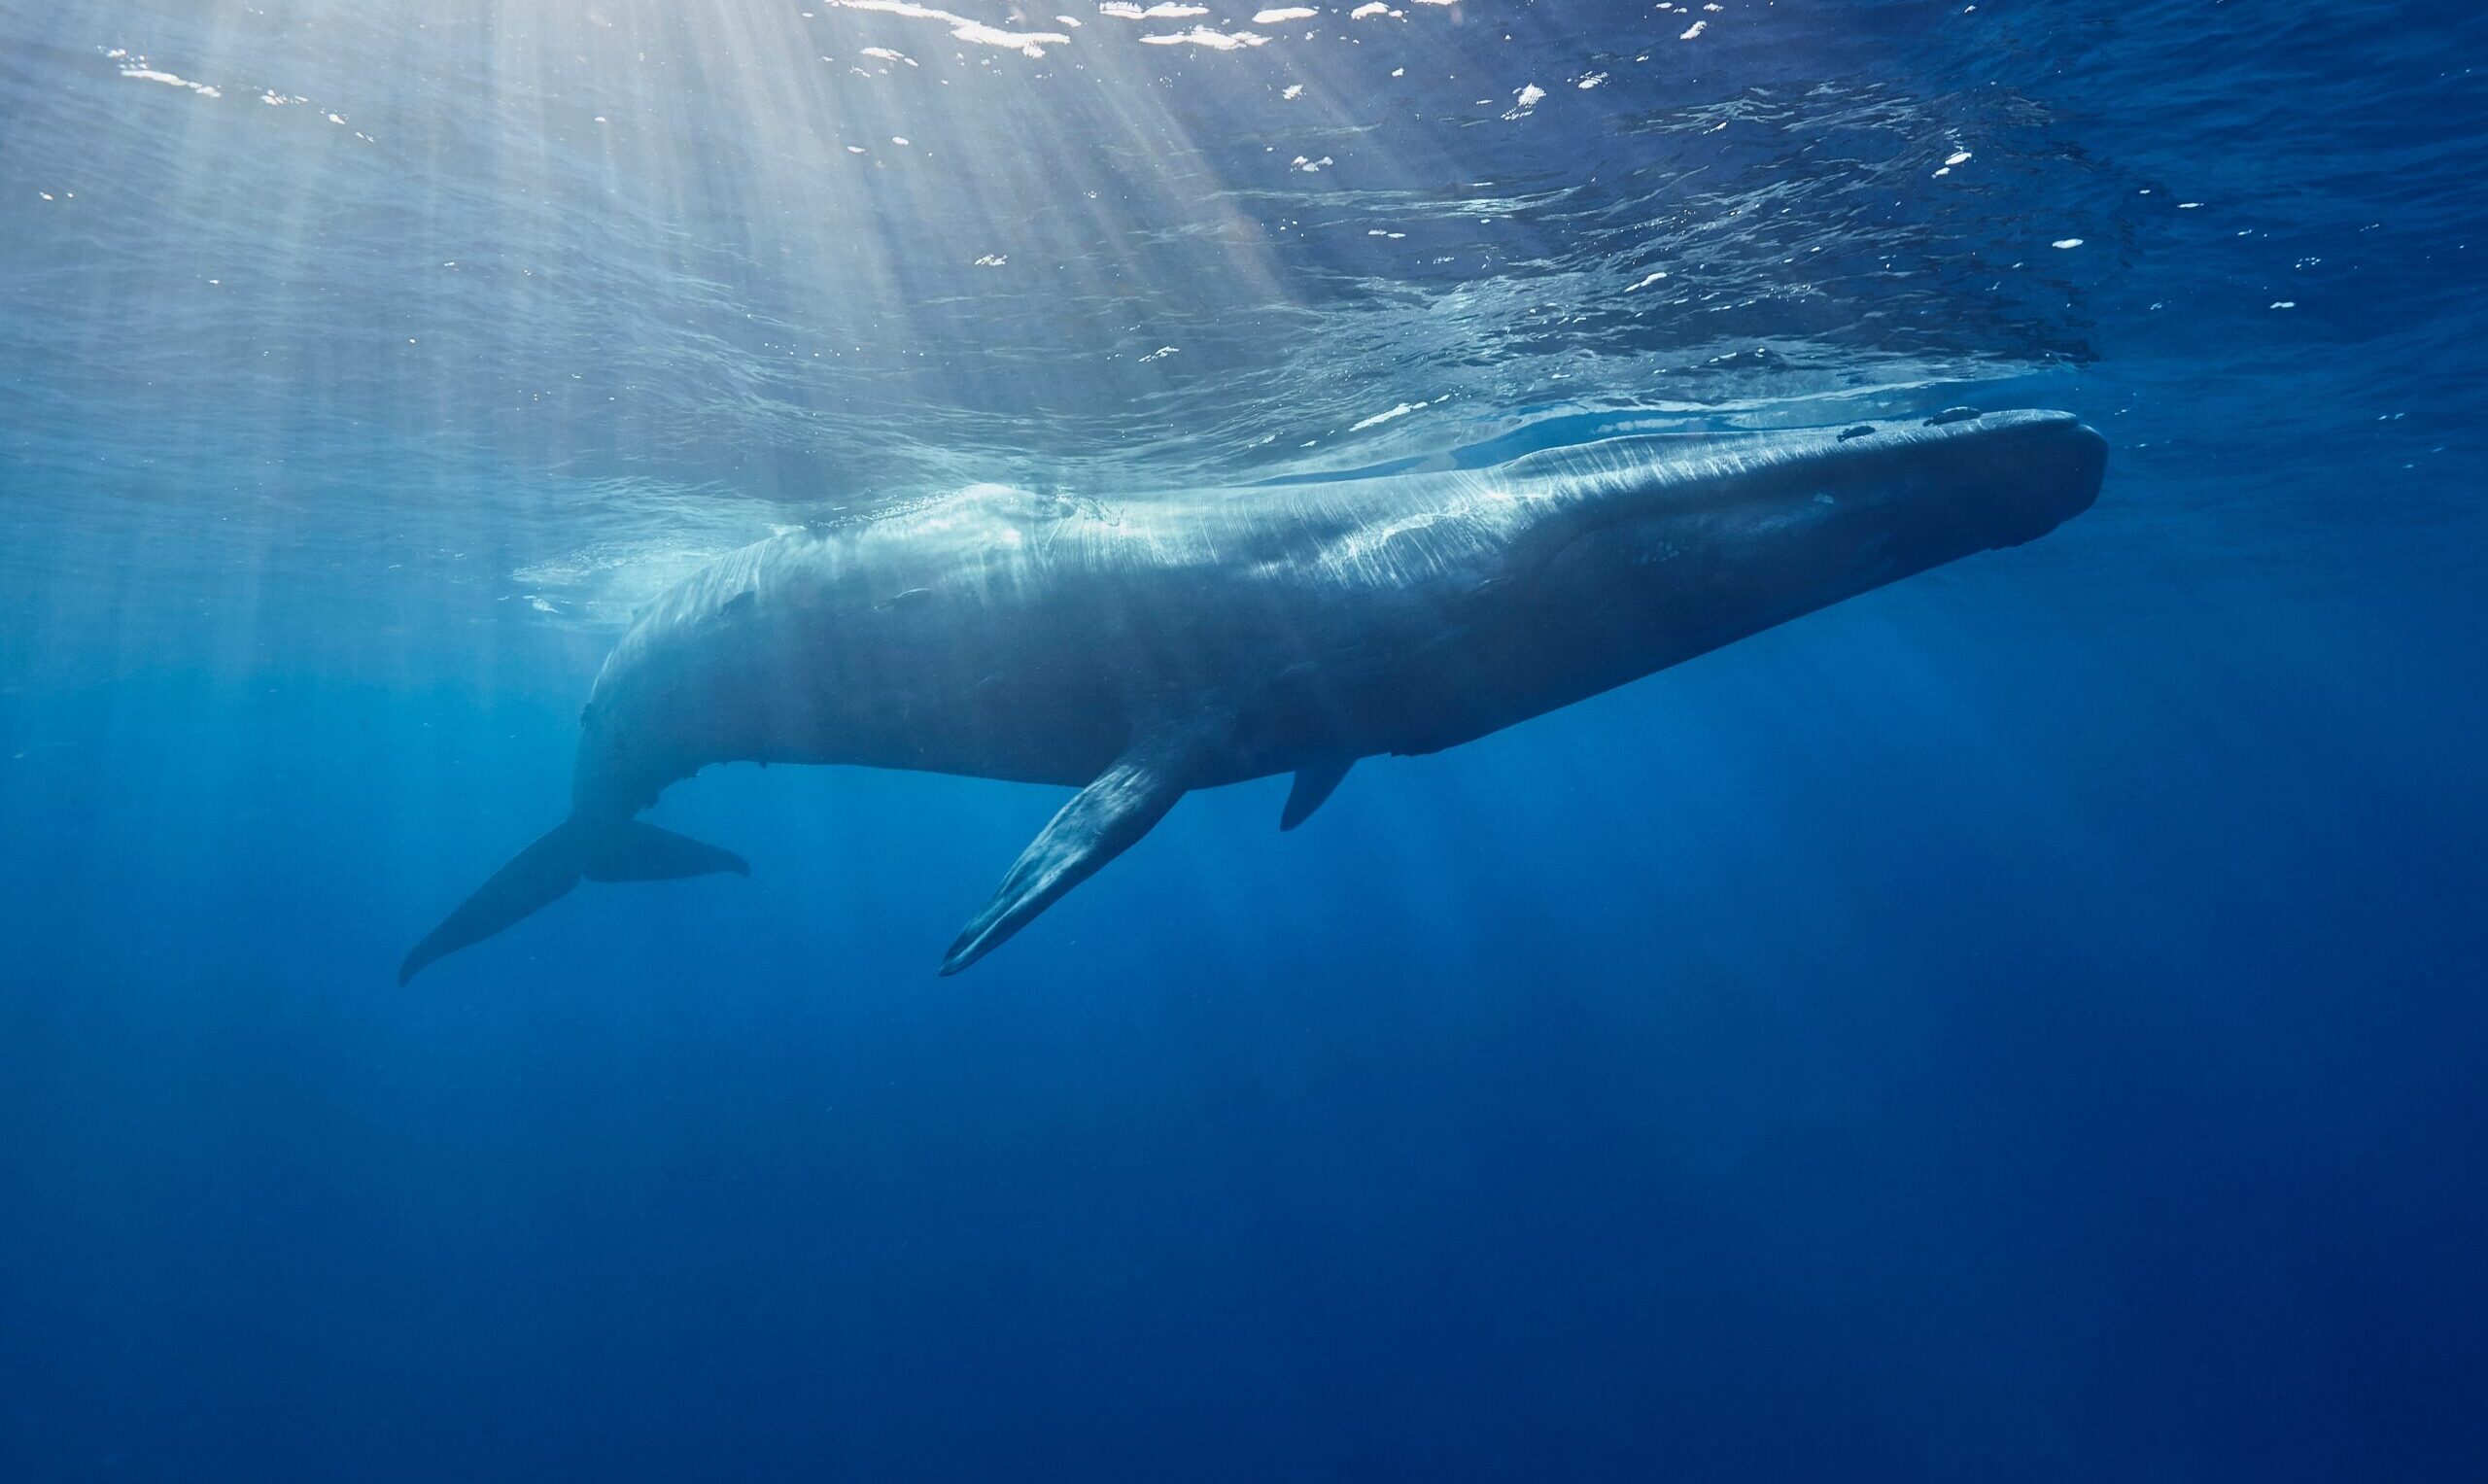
[3,2,2485,1479]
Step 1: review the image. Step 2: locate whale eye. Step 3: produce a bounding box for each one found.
[1838,425,1876,440]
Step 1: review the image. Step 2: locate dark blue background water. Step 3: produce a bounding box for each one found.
[3,2,2483,1478]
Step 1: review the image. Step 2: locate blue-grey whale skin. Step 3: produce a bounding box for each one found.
[401,408,2106,982]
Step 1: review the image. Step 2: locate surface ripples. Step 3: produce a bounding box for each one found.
[0,0,2479,625]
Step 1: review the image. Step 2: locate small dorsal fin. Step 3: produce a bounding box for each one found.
[1280,757,1355,831]
[940,721,1212,975]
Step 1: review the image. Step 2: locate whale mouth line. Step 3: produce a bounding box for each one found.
[1854,408,2086,450]
[1522,408,2092,489]
[1588,409,2099,506]
[1537,406,2104,568]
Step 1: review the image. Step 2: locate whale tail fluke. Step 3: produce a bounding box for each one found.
[398,817,748,984]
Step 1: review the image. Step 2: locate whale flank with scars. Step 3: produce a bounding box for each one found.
[400,408,2106,982]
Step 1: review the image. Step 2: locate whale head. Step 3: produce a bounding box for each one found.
[1846,406,2108,549]
[1498,408,2105,676]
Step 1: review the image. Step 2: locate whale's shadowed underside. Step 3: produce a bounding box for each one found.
[401,410,2106,982]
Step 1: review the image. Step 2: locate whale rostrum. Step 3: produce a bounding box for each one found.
[400,410,2107,982]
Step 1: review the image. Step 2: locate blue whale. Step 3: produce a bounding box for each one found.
[401,408,2106,981]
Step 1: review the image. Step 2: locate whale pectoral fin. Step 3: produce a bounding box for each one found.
[1280,757,1355,832]
[940,730,1205,976]
[580,821,750,882]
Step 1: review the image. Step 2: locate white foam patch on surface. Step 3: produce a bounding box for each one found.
[1140,26,1268,48]
[1253,6,1318,21]
[120,66,222,99]
[1350,400,1426,431]
[833,0,1070,56]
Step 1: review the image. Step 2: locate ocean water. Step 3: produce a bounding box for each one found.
[3,2,2484,1478]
